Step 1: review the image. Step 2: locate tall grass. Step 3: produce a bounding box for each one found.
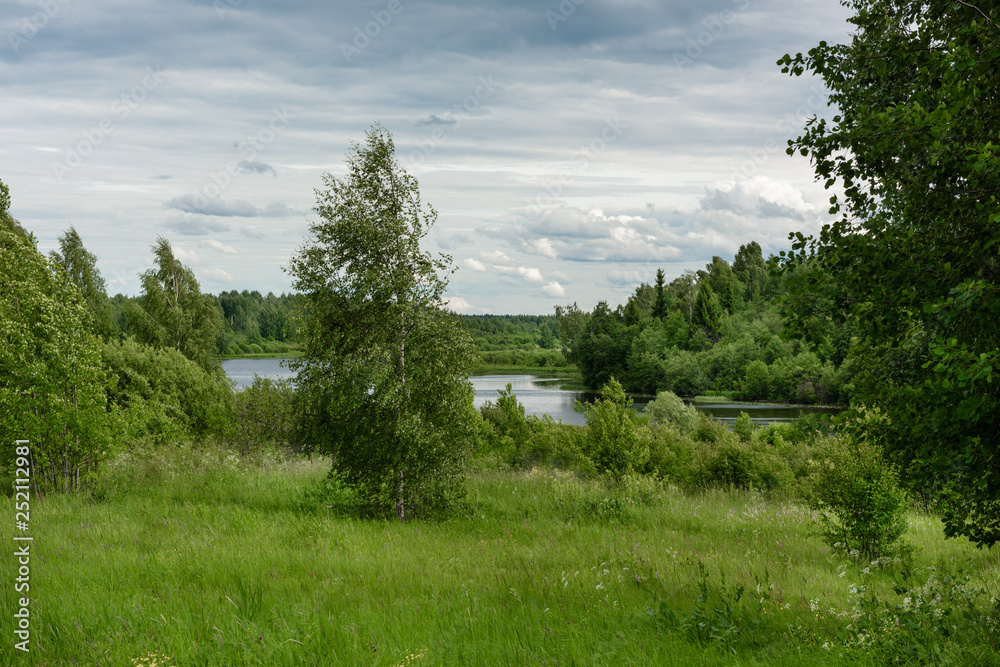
[2,443,997,665]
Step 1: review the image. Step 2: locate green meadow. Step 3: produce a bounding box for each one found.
[3,442,997,666]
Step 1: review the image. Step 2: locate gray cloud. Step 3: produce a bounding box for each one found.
[164,195,261,217]
[163,196,303,219]
[416,114,459,127]
[237,160,277,177]
[164,216,231,236]
[1,0,854,310]
[261,202,304,218]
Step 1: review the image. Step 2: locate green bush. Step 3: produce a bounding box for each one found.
[231,377,296,454]
[741,359,769,400]
[733,411,755,442]
[575,378,649,480]
[102,338,234,441]
[806,408,909,559]
[644,390,699,433]
[479,384,584,470]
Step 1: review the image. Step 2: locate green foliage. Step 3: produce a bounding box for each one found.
[806,409,909,560]
[49,225,116,339]
[574,378,649,480]
[127,237,222,371]
[733,411,755,442]
[644,390,698,433]
[101,338,234,441]
[0,199,113,493]
[651,268,670,319]
[778,0,1000,545]
[692,283,723,339]
[732,241,771,302]
[287,124,477,520]
[230,377,296,454]
[652,567,774,650]
[479,383,534,467]
[573,301,631,388]
[832,562,1000,664]
[741,359,768,400]
[554,302,589,362]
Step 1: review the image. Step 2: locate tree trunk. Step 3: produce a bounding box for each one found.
[395,470,405,521]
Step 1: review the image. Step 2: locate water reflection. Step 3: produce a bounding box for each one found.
[221,361,843,427]
[470,374,842,427]
[221,358,296,390]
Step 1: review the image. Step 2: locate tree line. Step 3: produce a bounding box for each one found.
[556,244,855,404]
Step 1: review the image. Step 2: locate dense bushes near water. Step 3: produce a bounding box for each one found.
[479,380,917,561]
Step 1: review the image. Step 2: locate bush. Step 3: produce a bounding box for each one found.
[806,407,908,559]
[102,338,234,441]
[644,390,699,434]
[702,440,793,493]
[733,411,755,442]
[741,359,769,399]
[479,384,583,470]
[575,378,649,480]
[231,377,296,454]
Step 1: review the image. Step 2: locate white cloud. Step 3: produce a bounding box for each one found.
[462,258,486,272]
[445,296,476,313]
[517,266,544,283]
[525,237,558,258]
[201,239,239,254]
[202,268,234,283]
[171,245,200,265]
[481,250,512,263]
[542,281,566,297]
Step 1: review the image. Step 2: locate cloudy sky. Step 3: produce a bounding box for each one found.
[1,0,854,314]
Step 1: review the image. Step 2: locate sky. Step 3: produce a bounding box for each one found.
[1,0,855,314]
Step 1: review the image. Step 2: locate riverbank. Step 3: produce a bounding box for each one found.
[470,364,580,376]
[217,351,303,360]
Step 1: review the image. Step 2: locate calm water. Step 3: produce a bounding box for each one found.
[222,360,842,426]
[221,358,296,390]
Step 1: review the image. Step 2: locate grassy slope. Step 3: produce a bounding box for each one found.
[2,448,997,666]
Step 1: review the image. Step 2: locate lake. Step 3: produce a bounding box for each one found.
[222,360,842,427]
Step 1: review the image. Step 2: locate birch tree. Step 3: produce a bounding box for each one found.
[286,124,477,520]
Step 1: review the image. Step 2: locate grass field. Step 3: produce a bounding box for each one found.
[2,444,998,666]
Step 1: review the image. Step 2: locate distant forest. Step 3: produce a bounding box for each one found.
[91,239,854,405]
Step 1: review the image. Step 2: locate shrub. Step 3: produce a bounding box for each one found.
[102,338,234,441]
[806,407,908,559]
[479,384,583,470]
[644,390,699,433]
[702,440,792,492]
[575,378,649,480]
[231,376,296,454]
[733,411,755,442]
[741,359,769,399]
